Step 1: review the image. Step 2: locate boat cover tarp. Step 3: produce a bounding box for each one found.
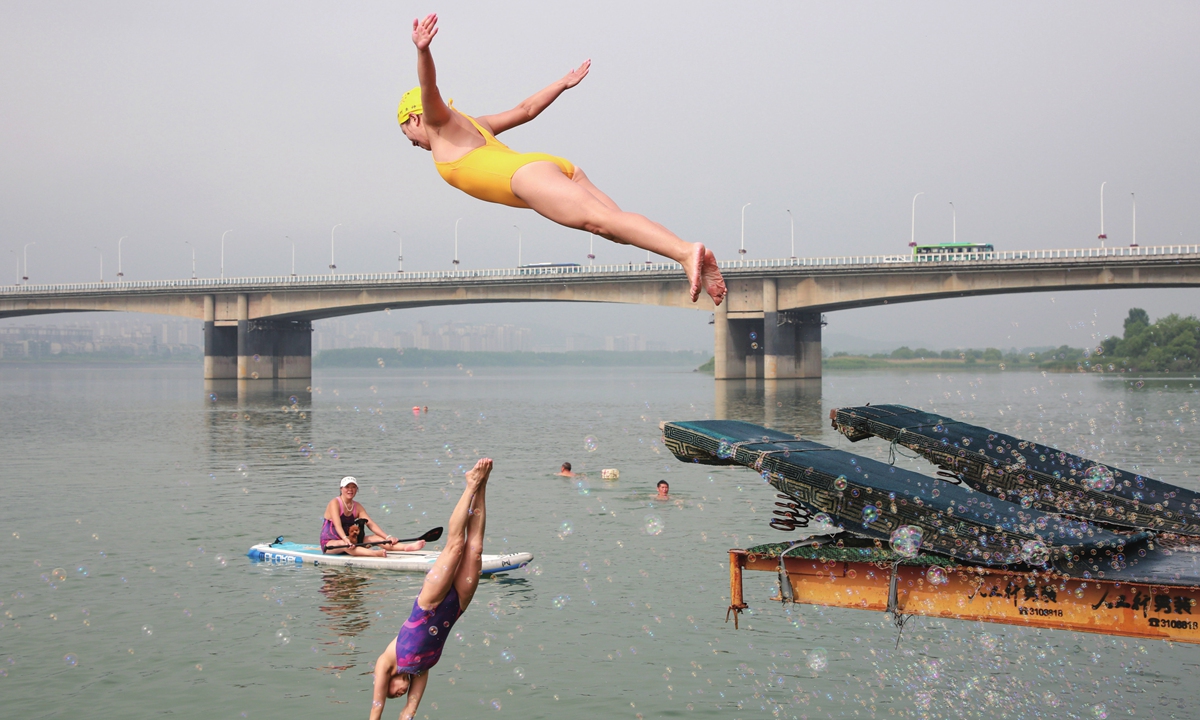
[831,404,1200,535]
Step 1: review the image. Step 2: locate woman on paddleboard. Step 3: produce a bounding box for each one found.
[370,457,493,720]
[321,476,426,557]
[398,13,726,306]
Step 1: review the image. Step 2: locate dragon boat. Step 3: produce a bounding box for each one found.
[662,418,1200,644]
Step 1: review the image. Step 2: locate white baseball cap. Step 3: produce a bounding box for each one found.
[340,476,359,488]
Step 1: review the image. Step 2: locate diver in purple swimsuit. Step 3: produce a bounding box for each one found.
[371,457,492,720]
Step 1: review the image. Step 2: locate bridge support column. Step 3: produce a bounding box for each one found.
[203,295,237,380]
[762,279,797,379]
[793,310,823,378]
[713,300,764,380]
[239,319,313,379]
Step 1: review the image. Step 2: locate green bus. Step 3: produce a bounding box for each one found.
[913,242,994,262]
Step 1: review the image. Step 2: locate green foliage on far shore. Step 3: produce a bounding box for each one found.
[1099,308,1200,373]
[315,347,708,369]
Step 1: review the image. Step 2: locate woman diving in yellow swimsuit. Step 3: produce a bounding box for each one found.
[399,13,726,306]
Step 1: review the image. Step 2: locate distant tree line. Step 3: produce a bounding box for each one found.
[1099,308,1200,372]
[824,308,1200,374]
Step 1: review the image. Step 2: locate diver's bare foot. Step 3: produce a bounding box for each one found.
[682,243,705,302]
[700,248,726,306]
[466,458,493,488]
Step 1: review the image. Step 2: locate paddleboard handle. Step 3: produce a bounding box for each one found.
[270,536,284,547]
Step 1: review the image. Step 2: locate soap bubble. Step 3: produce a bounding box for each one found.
[142,625,153,637]
[76,565,89,577]
[925,566,948,586]
[717,441,734,459]
[1092,703,1108,719]
[576,480,590,496]
[644,514,664,535]
[861,505,880,525]
[216,555,227,567]
[559,521,574,536]
[806,647,828,672]
[514,667,525,679]
[749,331,758,341]
[1021,539,1050,565]
[51,568,66,582]
[1082,466,1115,492]
[237,463,249,477]
[889,526,923,557]
[584,436,597,452]
[813,513,833,525]
[833,476,848,491]
[500,650,513,662]
[63,654,78,667]
[552,595,570,609]
[328,448,339,459]
[491,700,502,710]
[275,629,292,645]
[978,633,997,652]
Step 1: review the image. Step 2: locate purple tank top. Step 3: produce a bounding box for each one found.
[319,499,356,551]
[394,586,462,674]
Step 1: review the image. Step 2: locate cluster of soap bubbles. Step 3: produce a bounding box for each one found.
[1021,538,1050,565]
[1082,465,1116,491]
[644,514,664,535]
[889,525,923,557]
[584,436,597,452]
[552,595,570,609]
[806,647,828,672]
[925,566,949,585]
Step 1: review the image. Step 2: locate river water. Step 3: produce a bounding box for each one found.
[3,364,1199,718]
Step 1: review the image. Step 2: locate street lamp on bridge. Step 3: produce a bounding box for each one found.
[514,225,522,267]
[184,241,196,279]
[117,236,127,281]
[330,223,341,274]
[22,242,36,283]
[220,230,232,279]
[393,230,403,273]
[286,236,296,277]
[949,202,957,244]
[739,202,751,256]
[94,247,104,282]
[1098,182,1107,242]
[453,218,461,267]
[587,233,595,264]
[1131,193,1138,248]
[910,192,924,248]
[787,208,795,258]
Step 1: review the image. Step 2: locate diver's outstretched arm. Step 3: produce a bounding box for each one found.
[478,60,591,136]
[412,13,451,127]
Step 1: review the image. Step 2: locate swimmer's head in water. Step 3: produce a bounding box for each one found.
[657,480,669,492]
[561,462,572,472]
[397,86,423,125]
[387,671,411,698]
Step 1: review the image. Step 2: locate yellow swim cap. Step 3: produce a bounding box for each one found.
[397,86,423,125]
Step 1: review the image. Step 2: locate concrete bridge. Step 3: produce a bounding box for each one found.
[3,244,1199,381]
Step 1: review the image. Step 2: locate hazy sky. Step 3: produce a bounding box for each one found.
[2,2,1198,351]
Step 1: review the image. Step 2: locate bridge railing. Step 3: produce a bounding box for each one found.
[4,244,1199,295]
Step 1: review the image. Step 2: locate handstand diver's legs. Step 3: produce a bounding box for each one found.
[416,458,492,611]
[512,161,726,305]
[452,476,486,611]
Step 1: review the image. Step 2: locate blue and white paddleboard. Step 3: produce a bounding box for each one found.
[247,541,532,575]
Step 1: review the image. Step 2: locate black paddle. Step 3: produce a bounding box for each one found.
[352,526,444,548]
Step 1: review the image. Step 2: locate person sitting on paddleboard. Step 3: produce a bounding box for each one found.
[322,476,426,557]
[399,13,726,307]
[371,457,493,720]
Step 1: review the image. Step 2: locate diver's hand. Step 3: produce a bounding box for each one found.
[412,13,438,50]
[561,59,591,89]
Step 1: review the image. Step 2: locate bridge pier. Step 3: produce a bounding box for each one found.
[714,282,823,380]
[239,319,313,380]
[204,295,237,380]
